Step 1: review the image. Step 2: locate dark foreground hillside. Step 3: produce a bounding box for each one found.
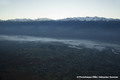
[0,41,120,80]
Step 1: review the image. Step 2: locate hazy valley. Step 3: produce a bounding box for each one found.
[0,17,120,80]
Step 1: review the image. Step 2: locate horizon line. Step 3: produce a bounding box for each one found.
[0,16,120,20]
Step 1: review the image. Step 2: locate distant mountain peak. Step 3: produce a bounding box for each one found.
[35,18,53,21]
[2,18,53,22]
[58,16,119,21]
[7,18,33,22]
[0,16,119,22]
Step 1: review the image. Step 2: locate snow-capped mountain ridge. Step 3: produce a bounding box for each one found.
[58,16,119,21]
[5,18,53,22]
[0,17,120,22]
[35,18,53,21]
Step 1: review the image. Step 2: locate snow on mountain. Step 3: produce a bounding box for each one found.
[35,18,53,21]
[0,17,119,22]
[3,18,53,22]
[7,18,33,22]
[58,16,119,21]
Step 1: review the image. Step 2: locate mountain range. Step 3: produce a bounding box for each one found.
[0,16,120,22]
[0,16,120,44]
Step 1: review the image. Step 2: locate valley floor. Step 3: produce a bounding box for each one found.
[0,40,120,80]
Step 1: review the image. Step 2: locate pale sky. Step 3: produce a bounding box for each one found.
[0,0,120,20]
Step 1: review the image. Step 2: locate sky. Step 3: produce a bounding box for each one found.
[0,0,120,20]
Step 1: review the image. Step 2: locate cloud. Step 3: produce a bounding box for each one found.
[0,35,120,51]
